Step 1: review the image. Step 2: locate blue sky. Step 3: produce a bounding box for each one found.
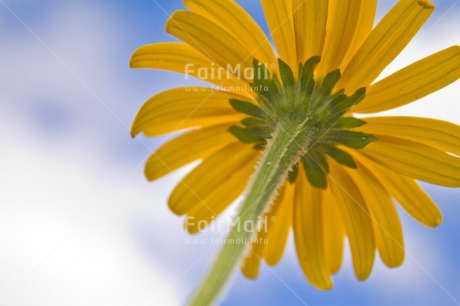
[1,1,459,305]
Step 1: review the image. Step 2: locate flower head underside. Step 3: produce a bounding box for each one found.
[130,0,460,301]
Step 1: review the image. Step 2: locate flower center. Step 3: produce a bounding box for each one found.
[229,57,376,189]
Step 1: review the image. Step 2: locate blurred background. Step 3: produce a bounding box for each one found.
[1,0,459,305]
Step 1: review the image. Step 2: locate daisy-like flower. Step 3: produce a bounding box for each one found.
[131,0,460,304]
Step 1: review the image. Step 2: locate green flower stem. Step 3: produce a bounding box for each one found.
[189,119,311,306]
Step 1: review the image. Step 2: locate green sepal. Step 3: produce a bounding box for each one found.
[299,57,320,98]
[288,163,299,183]
[320,70,341,95]
[253,60,270,86]
[317,93,347,122]
[302,154,328,189]
[251,59,283,106]
[278,59,295,87]
[337,117,367,128]
[331,89,345,97]
[253,141,267,151]
[331,88,366,116]
[325,146,357,168]
[241,117,266,128]
[335,130,377,149]
[229,99,265,119]
[229,125,269,144]
[347,87,367,106]
[271,74,284,96]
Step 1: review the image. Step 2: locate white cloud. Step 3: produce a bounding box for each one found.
[0,146,179,306]
[0,3,181,305]
[0,1,156,177]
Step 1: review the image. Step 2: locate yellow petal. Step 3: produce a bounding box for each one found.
[356,116,460,156]
[131,87,245,137]
[361,136,460,187]
[354,46,460,113]
[341,0,377,69]
[145,124,237,181]
[183,0,277,69]
[264,182,294,266]
[130,43,253,98]
[185,155,257,233]
[241,187,286,278]
[294,170,333,290]
[241,232,266,279]
[328,162,375,281]
[241,243,265,279]
[322,188,344,274]
[337,0,434,93]
[293,0,329,63]
[353,153,442,228]
[166,11,253,82]
[169,142,255,216]
[316,0,363,78]
[261,0,297,71]
[345,164,405,268]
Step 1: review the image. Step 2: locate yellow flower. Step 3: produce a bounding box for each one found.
[131,0,460,299]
